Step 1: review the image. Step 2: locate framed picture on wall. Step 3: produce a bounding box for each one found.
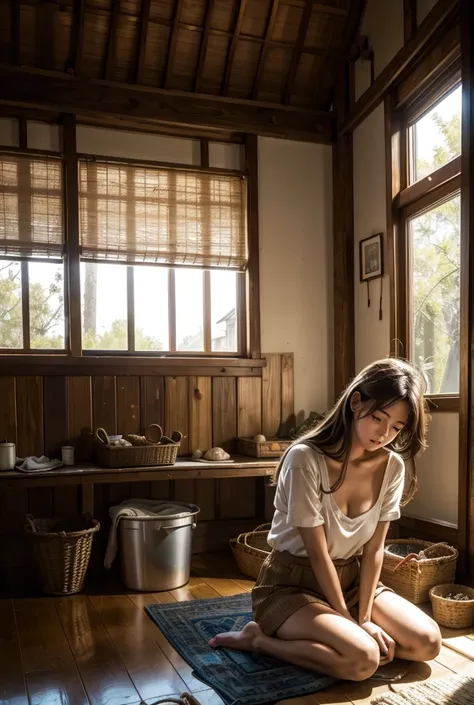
[359,232,384,282]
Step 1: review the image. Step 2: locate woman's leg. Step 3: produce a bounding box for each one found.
[371,590,442,661]
[209,602,380,681]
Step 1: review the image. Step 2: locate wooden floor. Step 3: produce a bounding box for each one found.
[2,551,474,705]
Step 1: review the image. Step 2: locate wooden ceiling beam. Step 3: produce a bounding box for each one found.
[105,0,121,80]
[282,0,312,105]
[164,0,184,88]
[136,0,152,84]
[69,0,85,77]
[222,0,247,96]
[194,0,214,93]
[0,65,334,143]
[403,0,417,43]
[252,0,280,100]
[10,0,20,65]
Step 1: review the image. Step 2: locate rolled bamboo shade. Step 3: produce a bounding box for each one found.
[0,154,64,257]
[78,160,248,269]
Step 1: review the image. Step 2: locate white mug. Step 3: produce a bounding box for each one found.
[61,446,75,466]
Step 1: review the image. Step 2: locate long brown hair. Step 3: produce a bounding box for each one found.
[273,358,429,506]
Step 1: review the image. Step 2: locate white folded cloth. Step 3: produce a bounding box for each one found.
[104,499,190,569]
[15,455,63,473]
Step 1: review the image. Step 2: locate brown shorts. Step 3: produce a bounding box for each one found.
[252,549,393,636]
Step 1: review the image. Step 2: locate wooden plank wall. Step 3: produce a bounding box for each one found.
[0,353,294,568]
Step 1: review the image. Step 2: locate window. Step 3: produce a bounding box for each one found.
[394,81,462,401]
[0,154,65,351]
[78,159,246,354]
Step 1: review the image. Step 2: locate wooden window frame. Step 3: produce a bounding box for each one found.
[0,116,261,369]
[390,76,462,412]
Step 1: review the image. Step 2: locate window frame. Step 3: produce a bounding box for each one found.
[392,76,462,411]
[0,119,259,366]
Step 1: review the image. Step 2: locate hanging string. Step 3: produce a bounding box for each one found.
[379,275,384,321]
[367,280,371,308]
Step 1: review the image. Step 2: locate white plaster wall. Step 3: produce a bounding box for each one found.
[360,0,404,78]
[258,137,334,419]
[417,0,438,25]
[353,104,391,371]
[403,413,459,526]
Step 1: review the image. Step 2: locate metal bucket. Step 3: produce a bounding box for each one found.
[119,503,200,591]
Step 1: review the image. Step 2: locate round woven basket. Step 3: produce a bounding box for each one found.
[381,538,458,604]
[25,513,100,595]
[430,583,474,629]
[230,523,271,579]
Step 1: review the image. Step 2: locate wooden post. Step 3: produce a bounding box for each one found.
[333,67,355,397]
[459,0,474,576]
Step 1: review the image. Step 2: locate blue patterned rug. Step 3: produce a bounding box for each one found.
[145,593,336,705]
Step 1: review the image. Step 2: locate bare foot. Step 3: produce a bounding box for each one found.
[208,620,262,651]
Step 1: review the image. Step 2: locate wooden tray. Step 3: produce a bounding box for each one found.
[236,437,292,458]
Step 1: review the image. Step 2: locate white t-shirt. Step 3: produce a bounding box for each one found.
[268,443,405,560]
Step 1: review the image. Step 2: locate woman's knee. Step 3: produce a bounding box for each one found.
[410,621,442,660]
[344,639,380,681]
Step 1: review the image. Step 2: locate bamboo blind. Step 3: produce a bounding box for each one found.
[78,160,248,269]
[0,154,64,257]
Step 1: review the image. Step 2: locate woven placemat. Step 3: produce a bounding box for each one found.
[371,675,474,704]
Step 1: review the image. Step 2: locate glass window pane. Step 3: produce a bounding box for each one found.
[81,262,127,350]
[175,268,203,351]
[0,260,22,348]
[134,266,169,351]
[410,85,461,184]
[29,261,65,349]
[211,270,237,352]
[409,194,460,394]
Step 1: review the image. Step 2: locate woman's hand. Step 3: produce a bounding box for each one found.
[360,621,396,664]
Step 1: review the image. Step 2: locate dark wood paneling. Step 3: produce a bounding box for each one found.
[165,376,189,455]
[16,376,43,457]
[237,377,262,438]
[43,376,68,458]
[116,376,140,436]
[67,376,92,460]
[246,134,261,358]
[92,376,117,435]
[0,377,17,445]
[262,354,282,438]
[140,375,165,431]
[212,377,237,452]
[188,376,212,453]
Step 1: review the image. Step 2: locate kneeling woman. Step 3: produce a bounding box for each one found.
[209,358,441,681]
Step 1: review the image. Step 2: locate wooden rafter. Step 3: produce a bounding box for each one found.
[282,0,312,105]
[69,0,85,76]
[0,65,334,143]
[222,0,247,96]
[252,0,280,100]
[136,0,152,84]
[10,0,20,65]
[194,0,214,93]
[105,0,121,80]
[164,0,184,88]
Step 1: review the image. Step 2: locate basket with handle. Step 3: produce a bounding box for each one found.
[95,424,182,468]
[381,538,458,604]
[230,523,271,579]
[25,513,100,595]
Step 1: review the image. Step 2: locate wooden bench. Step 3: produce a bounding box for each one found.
[0,456,278,515]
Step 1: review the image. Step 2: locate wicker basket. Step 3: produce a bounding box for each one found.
[25,513,100,595]
[95,425,182,468]
[230,523,271,579]
[381,538,458,604]
[429,583,474,629]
